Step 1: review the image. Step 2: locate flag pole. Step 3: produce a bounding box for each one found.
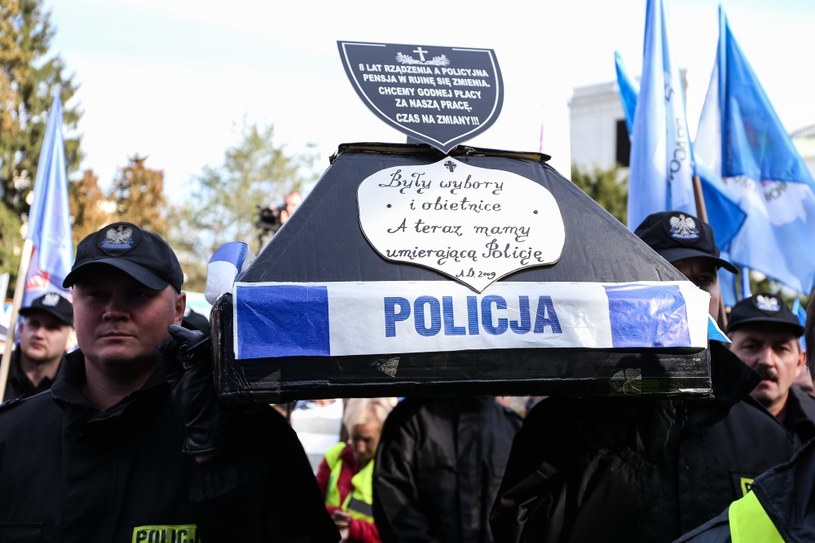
[693,175,728,329]
[0,239,34,402]
[0,92,73,402]
[692,176,707,223]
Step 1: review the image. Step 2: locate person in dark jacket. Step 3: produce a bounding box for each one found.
[674,435,815,543]
[794,363,815,396]
[490,211,796,543]
[0,222,339,542]
[373,396,522,543]
[674,294,815,542]
[181,307,211,334]
[727,292,815,447]
[1,292,73,402]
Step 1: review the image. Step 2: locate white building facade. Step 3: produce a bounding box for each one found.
[569,79,815,179]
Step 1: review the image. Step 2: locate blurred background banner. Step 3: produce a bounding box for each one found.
[621,0,745,249]
[22,95,74,306]
[695,6,815,296]
[627,0,695,231]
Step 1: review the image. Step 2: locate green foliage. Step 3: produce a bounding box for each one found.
[168,122,321,291]
[69,169,110,244]
[0,0,82,215]
[109,155,167,235]
[569,164,628,225]
[0,202,22,296]
[0,0,82,298]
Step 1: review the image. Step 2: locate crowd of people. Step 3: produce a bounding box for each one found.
[0,212,814,542]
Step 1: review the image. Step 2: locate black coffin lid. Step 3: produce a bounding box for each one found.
[211,143,711,402]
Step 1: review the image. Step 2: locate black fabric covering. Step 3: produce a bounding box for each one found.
[242,143,686,285]
[212,143,710,402]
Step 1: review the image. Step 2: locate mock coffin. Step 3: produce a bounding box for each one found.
[211,143,713,402]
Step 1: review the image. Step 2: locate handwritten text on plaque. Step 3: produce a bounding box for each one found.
[358,158,565,291]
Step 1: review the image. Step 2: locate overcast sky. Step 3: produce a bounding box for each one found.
[43,0,815,202]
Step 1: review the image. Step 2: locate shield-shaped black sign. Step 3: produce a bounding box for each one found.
[338,41,503,153]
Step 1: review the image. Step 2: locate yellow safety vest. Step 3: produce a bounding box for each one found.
[324,442,375,522]
[728,490,784,543]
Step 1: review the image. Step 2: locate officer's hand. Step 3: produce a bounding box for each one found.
[164,323,230,458]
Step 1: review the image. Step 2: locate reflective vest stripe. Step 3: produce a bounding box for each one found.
[324,442,346,509]
[728,490,784,543]
[323,442,375,522]
[347,497,373,518]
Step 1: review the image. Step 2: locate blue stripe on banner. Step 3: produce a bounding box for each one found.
[211,241,249,264]
[235,284,330,359]
[604,284,691,348]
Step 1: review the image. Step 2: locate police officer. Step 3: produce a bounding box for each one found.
[491,211,795,542]
[675,293,815,542]
[0,222,339,542]
[2,293,73,401]
[674,439,815,543]
[727,293,815,447]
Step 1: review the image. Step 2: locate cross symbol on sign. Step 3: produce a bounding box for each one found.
[444,160,457,172]
[413,47,428,61]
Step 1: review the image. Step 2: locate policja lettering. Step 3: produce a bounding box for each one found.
[132,524,198,543]
[384,294,561,337]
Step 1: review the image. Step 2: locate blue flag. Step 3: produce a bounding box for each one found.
[614,51,639,136]
[615,46,745,248]
[23,95,73,306]
[627,0,696,230]
[718,259,751,309]
[695,6,815,295]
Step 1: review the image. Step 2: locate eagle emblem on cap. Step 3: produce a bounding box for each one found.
[100,224,135,250]
[42,293,60,306]
[669,214,700,240]
[755,294,781,312]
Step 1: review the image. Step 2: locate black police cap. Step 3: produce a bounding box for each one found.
[63,222,183,292]
[634,210,738,273]
[19,293,74,326]
[727,293,804,336]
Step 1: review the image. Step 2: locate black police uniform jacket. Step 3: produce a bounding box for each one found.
[1,347,65,401]
[783,385,815,448]
[675,435,815,542]
[0,349,339,543]
[490,342,796,543]
[373,396,523,543]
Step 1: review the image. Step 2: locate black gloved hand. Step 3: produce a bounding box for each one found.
[162,323,229,457]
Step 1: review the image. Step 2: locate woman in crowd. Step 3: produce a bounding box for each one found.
[316,397,396,543]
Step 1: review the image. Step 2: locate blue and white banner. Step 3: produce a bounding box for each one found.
[614,45,745,248]
[695,7,815,295]
[232,280,711,360]
[205,241,255,305]
[23,95,73,306]
[627,0,696,231]
[614,50,639,137]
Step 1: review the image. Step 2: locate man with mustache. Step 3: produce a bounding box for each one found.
[727,293,815,447]
[491,211,795,543]
[675,296,815,542]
